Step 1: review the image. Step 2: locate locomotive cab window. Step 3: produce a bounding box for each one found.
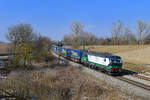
[82,52,87,57]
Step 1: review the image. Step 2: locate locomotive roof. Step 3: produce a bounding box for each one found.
[87,51,121,59]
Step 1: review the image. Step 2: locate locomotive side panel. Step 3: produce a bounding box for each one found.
[87,54,111,70]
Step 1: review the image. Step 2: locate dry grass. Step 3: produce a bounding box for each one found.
[83,45,149,54]
[123,62,150,73]
[0,66,141,100]
[116,46,150,65]
[0,43,12,54]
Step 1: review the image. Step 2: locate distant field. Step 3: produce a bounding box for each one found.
[84,45,150,65]
[116,46,150,65]
[83,45,149,53]
[0,43,11,54]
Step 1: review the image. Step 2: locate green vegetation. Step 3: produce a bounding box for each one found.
[33,35,52,63]
[6,23,52,69]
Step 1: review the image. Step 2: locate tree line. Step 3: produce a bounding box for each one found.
[6,23,52,68]
[5,20,150,68]
[63,20,150,48]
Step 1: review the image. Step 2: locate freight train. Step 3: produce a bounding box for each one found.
[52,45,122,74]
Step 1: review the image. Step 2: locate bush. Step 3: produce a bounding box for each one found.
[0,66,136,100]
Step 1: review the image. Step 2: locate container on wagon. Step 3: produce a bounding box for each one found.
[52,45,58,53]
[60,48,68,57]
[67,49,82,60]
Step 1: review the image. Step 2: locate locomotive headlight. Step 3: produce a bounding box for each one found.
[120,59,122,63]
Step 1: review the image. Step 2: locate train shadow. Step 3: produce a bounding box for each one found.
[112,69,137,77]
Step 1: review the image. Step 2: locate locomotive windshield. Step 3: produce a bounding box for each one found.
[110,56,122,66]
[112,59,121,63]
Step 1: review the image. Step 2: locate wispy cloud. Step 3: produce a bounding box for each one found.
[85,25,96,29]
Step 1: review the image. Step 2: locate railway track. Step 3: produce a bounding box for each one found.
[115,76,150,91]
[92,68,150,91]
[85,62,150,91]
[132,74,150,82]
[51,51,150,94]
[70,60,150,91]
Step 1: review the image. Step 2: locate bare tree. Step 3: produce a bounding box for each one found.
[136,20,147,44]
[6,23,37,68]
[123,27,137,44]
[110,20,123,44]
[63,26,97,47]
[79,31,97,47]
[143,33,150,44]
[63,34,73,45]
[70,21,84,48]
[7,23,35,44]
[123,27,132,44]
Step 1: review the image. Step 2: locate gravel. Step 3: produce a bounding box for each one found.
[123,75,150,86]
[52,52,150,100]
[138,73,150,79]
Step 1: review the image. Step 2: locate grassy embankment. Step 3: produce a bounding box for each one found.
[0,43,147,99]
[0,64,143,100]
[83,45,150,73]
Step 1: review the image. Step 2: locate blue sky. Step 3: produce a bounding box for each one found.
[0,0,150,42]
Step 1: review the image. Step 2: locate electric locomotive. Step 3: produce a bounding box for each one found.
[81,51,122,73]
